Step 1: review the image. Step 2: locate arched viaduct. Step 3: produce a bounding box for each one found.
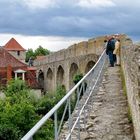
[34,36,108,92]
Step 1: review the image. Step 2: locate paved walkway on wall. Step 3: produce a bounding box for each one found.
[60,65,135,140]
[79,66,134,140]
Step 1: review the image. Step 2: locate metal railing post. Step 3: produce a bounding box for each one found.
[68,97,72,140]
[54,111,58,140]
[83,108,86,132]
[77,87,81,140]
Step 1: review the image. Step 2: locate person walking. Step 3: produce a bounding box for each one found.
[112,36,117,63]
[106,36,115,67]
[113,39,121,66]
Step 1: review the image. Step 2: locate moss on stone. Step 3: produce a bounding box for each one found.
[120,68,127,96]
[120,67,133,123]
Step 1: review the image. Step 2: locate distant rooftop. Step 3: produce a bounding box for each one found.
[4,38,26,51]
[0,48,27,68]
[36,55,46,60]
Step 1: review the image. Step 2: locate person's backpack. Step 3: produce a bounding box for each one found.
[107,39,115,51]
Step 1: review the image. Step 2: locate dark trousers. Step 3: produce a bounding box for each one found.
[113,54,116,63]
[108,51,114,66]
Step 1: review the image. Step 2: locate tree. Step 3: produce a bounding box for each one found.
[0,97,38,140]
[73,73,86,100]
[0,79,39,140]
[34,46,50,57]
[25,46,50,62]
[36,85,66,118]
[73,73,83,84]
[0,79,55,140]
[25,48,35,62]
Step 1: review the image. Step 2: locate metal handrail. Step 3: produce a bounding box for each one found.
[21,49,107,140]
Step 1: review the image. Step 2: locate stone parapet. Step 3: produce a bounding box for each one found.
[34,35,106,66]
[121,38,140,140]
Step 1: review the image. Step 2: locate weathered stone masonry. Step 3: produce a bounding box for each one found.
[121,37,140,140]
[34,36,105,92]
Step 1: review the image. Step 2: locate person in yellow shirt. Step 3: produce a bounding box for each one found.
[113,39,121,66]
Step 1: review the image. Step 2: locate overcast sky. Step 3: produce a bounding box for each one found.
[0,0,139,51]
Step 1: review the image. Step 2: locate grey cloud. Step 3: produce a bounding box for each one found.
[0,0,140,40]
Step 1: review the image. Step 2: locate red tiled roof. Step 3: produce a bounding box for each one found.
[4,38,26,51]
[27,67,37,71]
[0,48,27,68]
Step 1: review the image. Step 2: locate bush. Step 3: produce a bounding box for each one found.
[34,119,54,140]
[36,85,66,119]
[0,80,75,140]
[73,73,87,102]
[0,79,41,140]
[73,73,83,84]
[5,79,28,97]
[0,97,38,140]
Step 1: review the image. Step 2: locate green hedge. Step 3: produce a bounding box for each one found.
[0,80,70,140]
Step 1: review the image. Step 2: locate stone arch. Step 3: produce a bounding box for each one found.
[38,70,44,89]
[85,61,95,73]
[69,63,79,89]
[56,65,64,87]
[46,68,53,92]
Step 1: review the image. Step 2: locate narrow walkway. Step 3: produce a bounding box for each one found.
[81,66,134,140]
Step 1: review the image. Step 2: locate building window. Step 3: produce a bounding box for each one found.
[17,51,20,56]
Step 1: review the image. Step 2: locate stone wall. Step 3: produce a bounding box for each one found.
[34,35,105,92]
[121,37,140,140]
[34,36,106,66]
[34,34,128,92]
[9,51,26,62]
[36,53,98,92]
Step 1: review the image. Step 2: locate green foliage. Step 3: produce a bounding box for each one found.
[34,46,50,56]
[36,95,55,115]
[25,48,35,62]
[73,73,83,84]
[34,119,54,140]
[0,79,40,140]
[5,79,28,97]
[36,85,66,118]
[55,85,66,100]
[73,73,87,102]
[0,96,38,140]
[0,84,5,91]
[25,46,50,62]
[0,80,76,140]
